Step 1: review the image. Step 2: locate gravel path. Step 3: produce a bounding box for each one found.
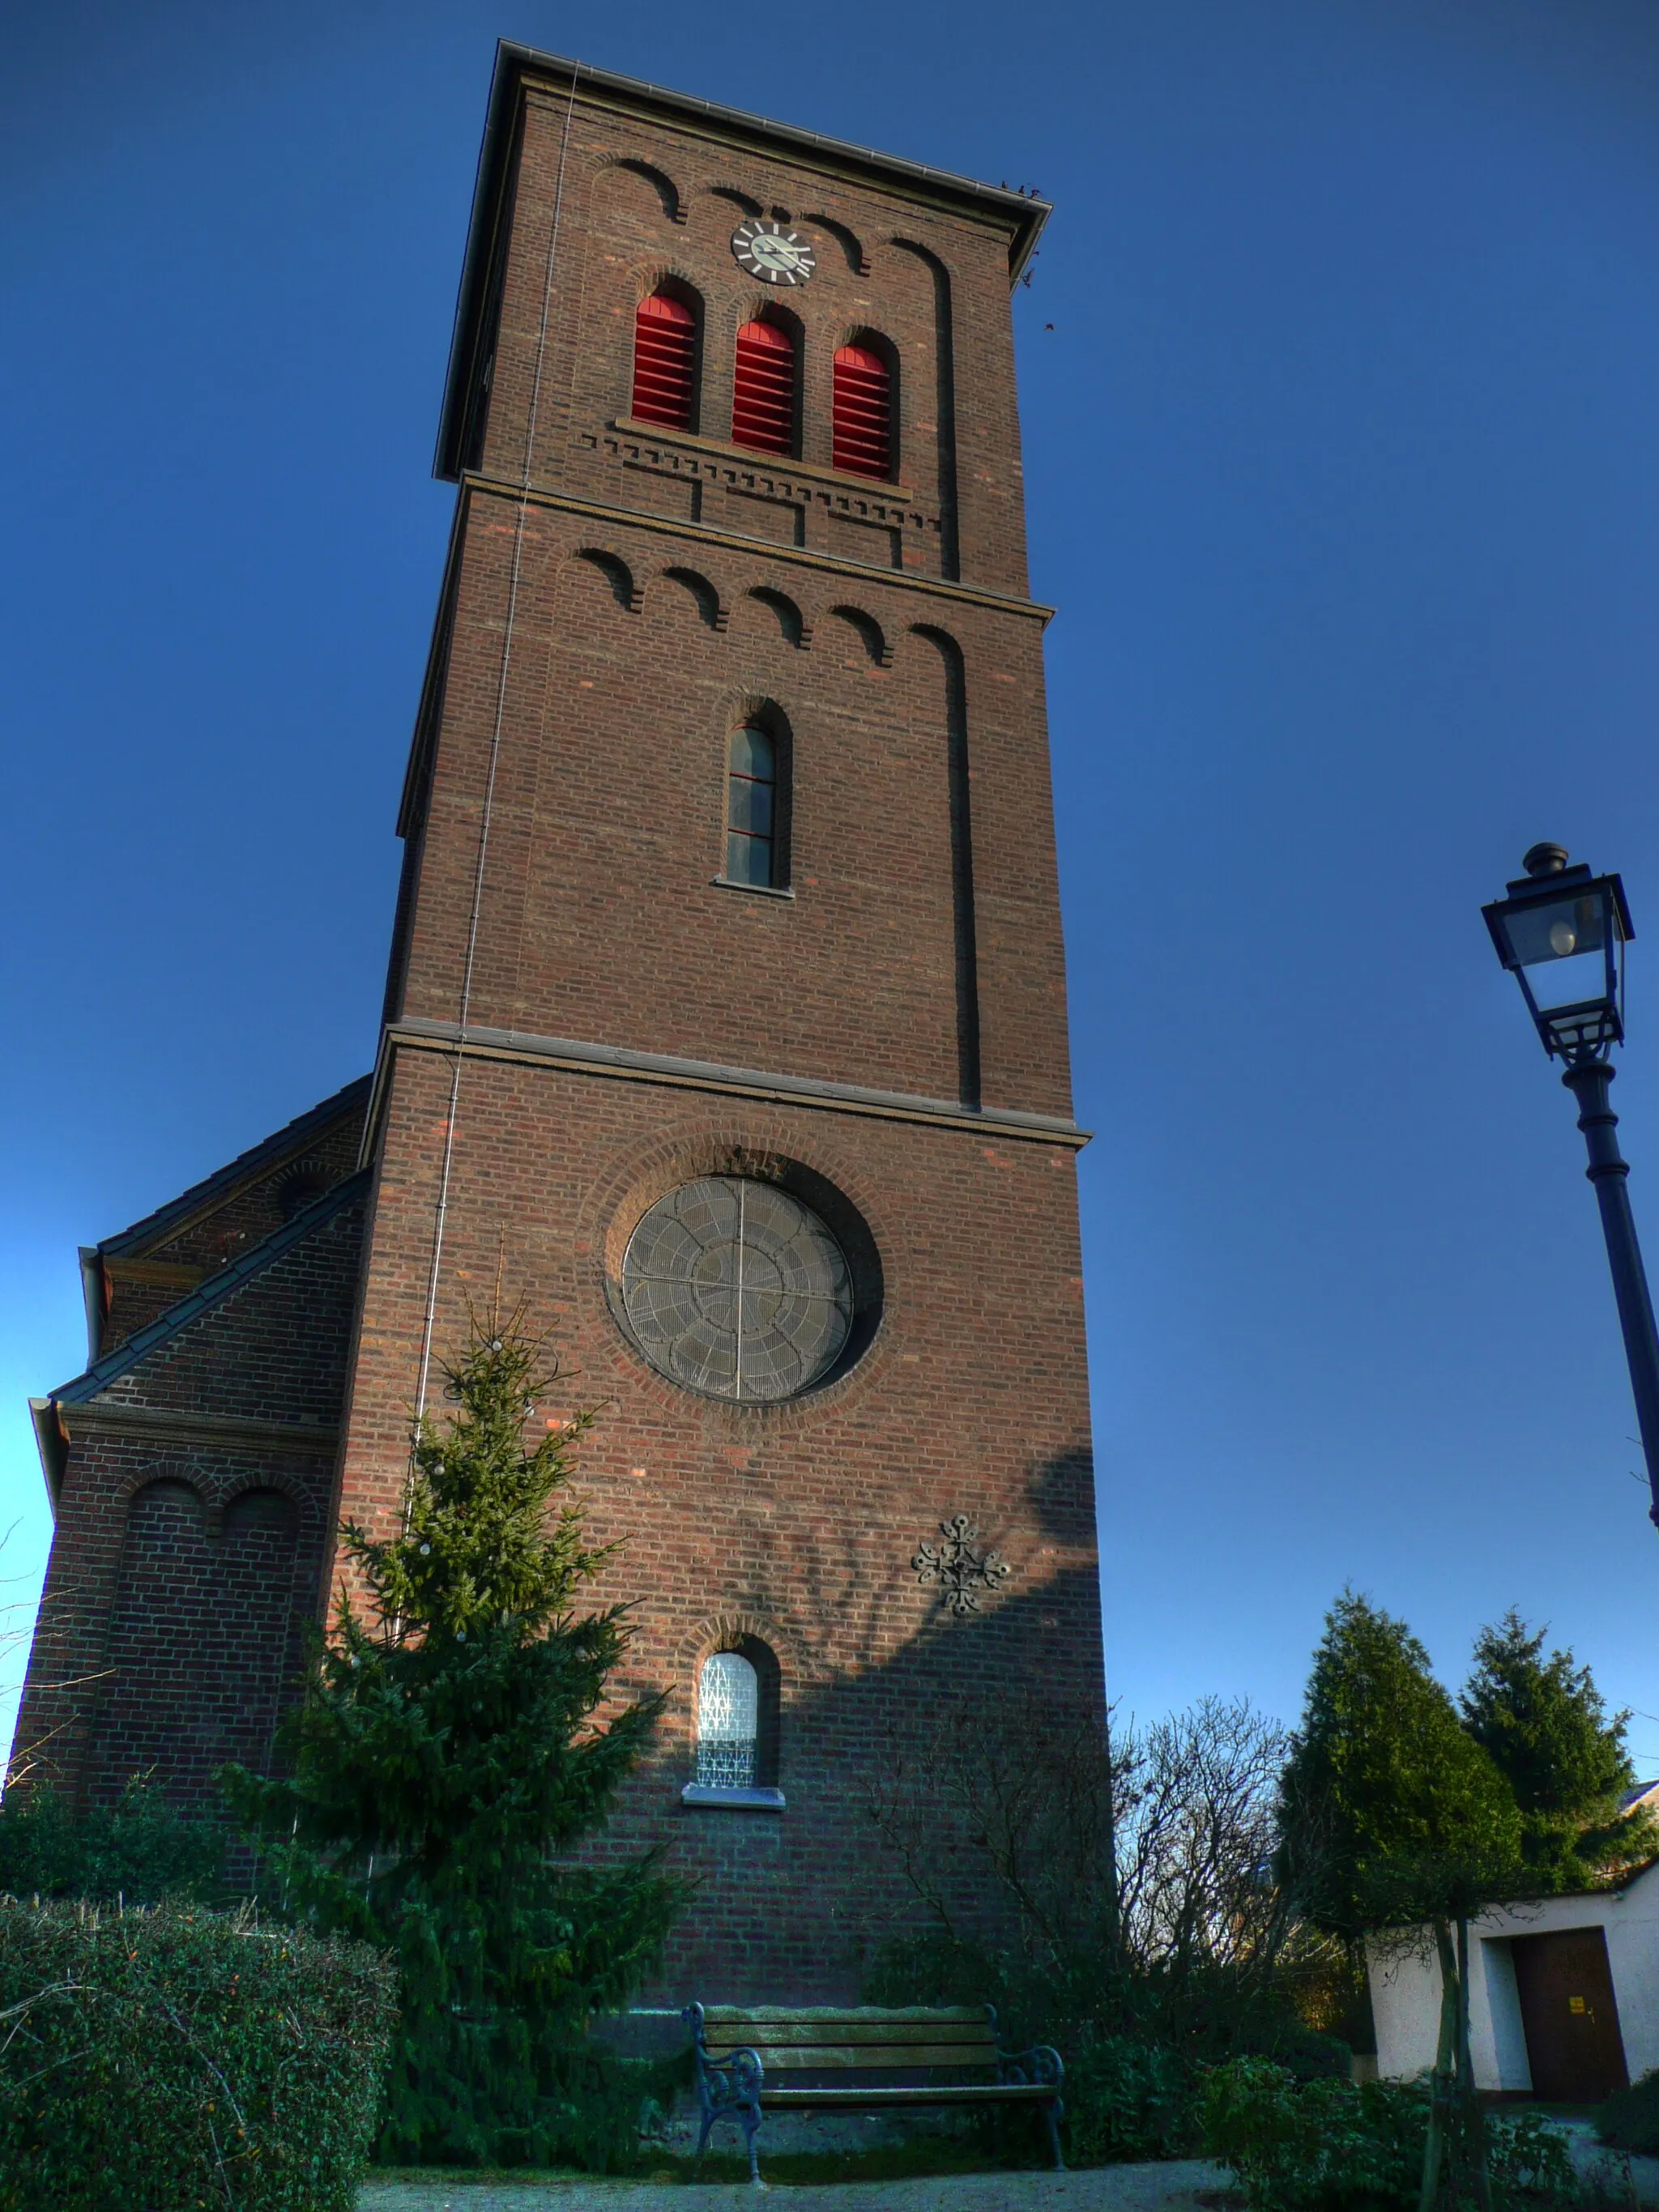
[359,2162,1235,2210]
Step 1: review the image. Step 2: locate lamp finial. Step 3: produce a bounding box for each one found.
[1523,842,1569,879]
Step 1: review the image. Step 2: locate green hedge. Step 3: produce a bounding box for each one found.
[0,1898,397,2212]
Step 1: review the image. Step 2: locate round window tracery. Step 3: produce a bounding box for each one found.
[619,1175,854,1403]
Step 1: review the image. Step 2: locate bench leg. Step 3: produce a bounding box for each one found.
[743,2108,762,2187]
[692,2111,714,2178]
[1046,2095,1066,2172]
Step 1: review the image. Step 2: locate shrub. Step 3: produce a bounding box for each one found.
[1256,2019,1354,2083]
[0,1897,396,2212]
[1063,2036,1196,2163]
[1201,2055,1576,2210]
[0,1779,224,1903]
[1598,2066,1659,2156]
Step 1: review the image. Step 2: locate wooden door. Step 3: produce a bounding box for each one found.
[1510,1927,1629,2103]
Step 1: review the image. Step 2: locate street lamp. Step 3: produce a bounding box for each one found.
[1483,842,1659,1536]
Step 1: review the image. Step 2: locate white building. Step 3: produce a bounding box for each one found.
[1369,1852,1659,2102]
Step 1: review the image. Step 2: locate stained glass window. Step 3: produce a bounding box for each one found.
[620,1176,853,1402]
[697,1650,758,1789]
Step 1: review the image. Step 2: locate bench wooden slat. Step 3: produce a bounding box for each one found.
[707,2023,992,2038]
[703,2006,988,2023]
[761,2083,1055,2109]
[686,1997,1064,2181]
[716,2044,1000,2061]
[706,2028,996,2052]
[702,2023,992,2035]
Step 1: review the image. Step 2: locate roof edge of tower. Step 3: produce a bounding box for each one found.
[434,40,1051,481]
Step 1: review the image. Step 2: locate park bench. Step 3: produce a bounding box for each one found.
[681,2001,1065,2184]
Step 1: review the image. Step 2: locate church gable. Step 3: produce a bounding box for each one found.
[64,1172,371,1431]
[91,1075,371,1357]
[16,1175,372,1808]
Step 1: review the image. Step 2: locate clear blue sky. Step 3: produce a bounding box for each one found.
[5,0,1659,1773]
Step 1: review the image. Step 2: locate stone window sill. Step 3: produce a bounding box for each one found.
[680,1784,786,1813]
[711,875,795,901]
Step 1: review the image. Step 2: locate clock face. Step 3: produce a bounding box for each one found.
[731,219,817,287]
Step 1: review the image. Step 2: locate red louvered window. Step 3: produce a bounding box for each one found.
[833,342,893,479]
[731,318,795,455]
[632,292,697,430]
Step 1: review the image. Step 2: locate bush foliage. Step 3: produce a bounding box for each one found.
[0,1778,223,1904]
[1201,2056,1576,2211]
[1597,2066,1659,2157]
[0,1898,396,2212]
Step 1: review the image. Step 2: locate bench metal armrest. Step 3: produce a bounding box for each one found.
[997,2042,1064,2091]
[681,2003,763,2116]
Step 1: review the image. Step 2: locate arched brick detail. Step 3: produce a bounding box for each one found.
[600,156,685,228]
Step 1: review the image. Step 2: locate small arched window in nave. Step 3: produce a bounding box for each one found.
[632,291,697,431]
[731,317,795,454]
[697,1649,759,1788]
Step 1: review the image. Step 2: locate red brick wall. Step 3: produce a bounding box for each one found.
[332,63,1101,1999]
[390,498,1070,1117]
[16,62,1103,2007]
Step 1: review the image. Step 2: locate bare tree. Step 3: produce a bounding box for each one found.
[869,1690,1344,2049]
[1,1524,107,1796]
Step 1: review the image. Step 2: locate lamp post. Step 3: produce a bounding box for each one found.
[1483,842,1659,1536]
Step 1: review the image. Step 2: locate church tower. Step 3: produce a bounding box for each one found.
[15,44,1103,2003]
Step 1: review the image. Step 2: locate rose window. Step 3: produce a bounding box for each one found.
[619,1176,854,1403]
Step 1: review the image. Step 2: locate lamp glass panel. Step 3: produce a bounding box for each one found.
[1502,892,1615,1012]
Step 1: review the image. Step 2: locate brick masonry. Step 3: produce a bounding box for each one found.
[15,48,1105,2004]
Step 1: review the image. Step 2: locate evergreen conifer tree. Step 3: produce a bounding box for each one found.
[225,1314,682,2168]
[1278,1593,1522,2212]
[1461,1609,1653,1890]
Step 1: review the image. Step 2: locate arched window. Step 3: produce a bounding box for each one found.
[731,317,795,454]
[833,341,893,479]
[632,291,697,431]
[697,1650,758,1788]
[726,721,782,889]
